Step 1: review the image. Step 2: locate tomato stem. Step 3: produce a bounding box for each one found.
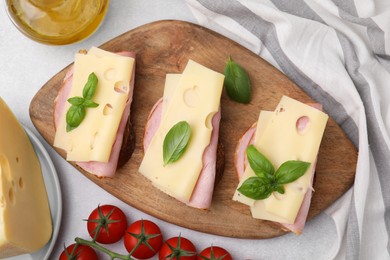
[92,222,102,242]
[70,242,79,258]
[64,242,80,260]
[127,236,143,256]
[75,237,133,260]
[87,204,120,243]
[126,219,161,256]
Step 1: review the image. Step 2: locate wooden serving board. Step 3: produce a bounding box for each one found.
[30,20,357,239]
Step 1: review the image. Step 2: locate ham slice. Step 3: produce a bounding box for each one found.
[234,123,257,180]
[54,51,136,178]
[235,104,322,234]
[143,98,221,209]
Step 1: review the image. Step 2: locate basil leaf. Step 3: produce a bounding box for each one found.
[237,177,273,200]
[82,72,98,100]
[246,145,274,178]
[67,96,85,106]
[223,56,251,104]
[274,183,285,194]
[66,105,86,130]
[66,124,76,132]
[65,72,99,132]
[239,148,311,200]
[275,160,311,184]
[163,121,191,166]
[83,100,99,108]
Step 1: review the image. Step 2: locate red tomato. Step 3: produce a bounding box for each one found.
[87,204,128,244]
[59,243,98,260]
[159,236,197,260]
[123,219,163,259]
[198,246,233,260]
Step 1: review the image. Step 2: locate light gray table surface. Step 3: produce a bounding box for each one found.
[0,1,338,259]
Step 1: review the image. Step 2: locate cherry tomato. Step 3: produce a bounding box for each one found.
[123,219,163,259]
[87,204,128,244]
[198,246,233,260]
[159,236,197,260]
[59,243,98,260]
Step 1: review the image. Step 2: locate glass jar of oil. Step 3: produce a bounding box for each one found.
[5,0,109,45]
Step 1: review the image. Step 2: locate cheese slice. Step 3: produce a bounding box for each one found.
[0,98,52,258]
[162,74,181,116]
[139,60,224,202]
[233,96,328,224]
[54,47,135,162]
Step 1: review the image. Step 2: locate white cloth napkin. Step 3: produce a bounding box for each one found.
[185,0,390,259]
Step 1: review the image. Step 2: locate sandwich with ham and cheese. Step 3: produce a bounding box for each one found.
[53,47,136,178]
[233,96,328,234]
[139,60,225,210]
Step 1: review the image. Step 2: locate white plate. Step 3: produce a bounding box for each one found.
[4,127,62,260]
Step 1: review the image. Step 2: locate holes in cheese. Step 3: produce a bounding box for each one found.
[18,177,24,189]
[114,81,129,94]
[0,155,11,179]
[205,112,215,130]
[104,68,116,81]
[273,191,283,200]
[8,187,14,204]
[183,85,199,108]
[296,116,311,135]
[103,104,113,115]
[90,132,98,150]
[292,184,305,192]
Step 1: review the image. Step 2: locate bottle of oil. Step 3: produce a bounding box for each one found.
[6,0,109,45]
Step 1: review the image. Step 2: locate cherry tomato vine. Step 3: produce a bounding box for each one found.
[60,204,232,260]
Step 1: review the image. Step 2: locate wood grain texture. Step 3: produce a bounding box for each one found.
[29,20,357,238]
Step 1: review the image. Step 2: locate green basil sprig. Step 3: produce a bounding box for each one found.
[66,72,99,132]
[163,121,191,166]
[223,56,251,104]
[238,145,310,200]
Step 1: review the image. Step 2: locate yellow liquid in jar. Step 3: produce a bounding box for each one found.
[6,0,109,45]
